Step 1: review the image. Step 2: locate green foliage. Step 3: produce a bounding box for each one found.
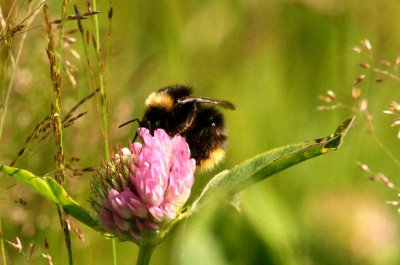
[0,166,98,230]
[192,117,354,210]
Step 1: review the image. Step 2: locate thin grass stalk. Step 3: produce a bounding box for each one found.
[91,0,116,263]
[105,1,113,86]
[0,219,6,265]
[105,4,118,262]
[43,3,73,264]
[362,113,400,169]
[0,1,13,140]
[73,4,95,94]
[0,1,40,139]
[92,0,110,160]
[0,4,11,74]
[56,0,72,73]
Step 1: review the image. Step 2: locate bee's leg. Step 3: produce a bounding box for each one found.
[132,132,138,143]
[180,104,198,134]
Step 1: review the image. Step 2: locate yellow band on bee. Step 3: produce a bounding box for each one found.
[145,91,174,111]
[199,148,225,171]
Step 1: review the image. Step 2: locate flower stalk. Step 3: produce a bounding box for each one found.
[136,245,155,265]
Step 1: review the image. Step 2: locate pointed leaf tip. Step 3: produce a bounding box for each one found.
[323,116,355,150]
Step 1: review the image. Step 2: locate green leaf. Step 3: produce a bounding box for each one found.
[0,166,58,202]
[191,116,355,210]
[0,166,99,231]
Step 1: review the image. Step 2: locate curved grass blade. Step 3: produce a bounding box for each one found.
[191,116,355,210]
[0,165,99,230]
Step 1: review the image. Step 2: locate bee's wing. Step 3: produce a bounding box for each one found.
[177,96,235,110]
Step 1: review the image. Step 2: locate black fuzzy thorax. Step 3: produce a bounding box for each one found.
[159,85,192,102]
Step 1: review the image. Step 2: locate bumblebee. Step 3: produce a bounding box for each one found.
[121,85,235,171]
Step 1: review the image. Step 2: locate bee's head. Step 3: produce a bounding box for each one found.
[140,107,172,134]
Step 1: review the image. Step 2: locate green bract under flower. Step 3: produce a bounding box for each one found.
[91,128,196,244]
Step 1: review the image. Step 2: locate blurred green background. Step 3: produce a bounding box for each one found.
[1,0,400,264]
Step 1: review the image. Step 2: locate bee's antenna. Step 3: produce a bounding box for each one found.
[118,118,140,128]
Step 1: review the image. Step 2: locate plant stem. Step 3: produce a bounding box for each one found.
[112,237,117,265]
[91,0,115,263]
[136,245,155,265]
[91,0,109,159]
[0,219,6,265]
[43,3,73,264]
